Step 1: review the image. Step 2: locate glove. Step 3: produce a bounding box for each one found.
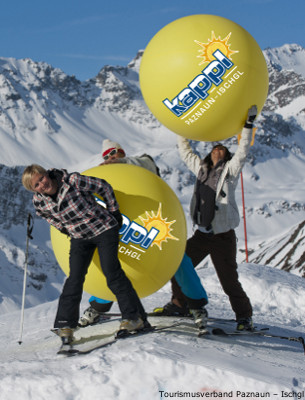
[244,105,257,128]
[112,210,123,228]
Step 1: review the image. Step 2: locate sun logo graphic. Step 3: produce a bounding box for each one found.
[139,203,179,250]
[119,202,179,253]
[94,196,179,263]
[195,31,239,66]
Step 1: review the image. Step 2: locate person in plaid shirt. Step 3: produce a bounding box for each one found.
[78,140,209,334]
[22,164,149,343]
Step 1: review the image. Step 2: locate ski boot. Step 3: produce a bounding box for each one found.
[152,302,191,317]
[116,317,145,338]
[190,307,209,336]
[52,327,79,355]
[58,327,75,344]
[236,317,253,331]
[78,306,101,327]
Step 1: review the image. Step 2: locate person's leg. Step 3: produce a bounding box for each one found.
[170,230,210,309]
[95,227,147,322]
[170,277,189,309]
[174,253,208,309]
[54,238,95,329]
[210,230,253,320]
[174,253,209,331]
[89,296,113,312]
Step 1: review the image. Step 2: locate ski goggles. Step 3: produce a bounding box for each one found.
[103,149,118,160]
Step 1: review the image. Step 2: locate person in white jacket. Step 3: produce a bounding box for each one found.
[156,106,257,331]
[100,139,160,174]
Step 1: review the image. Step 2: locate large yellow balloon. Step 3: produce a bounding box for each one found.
[140,14,269,142]
[50,164,186,300]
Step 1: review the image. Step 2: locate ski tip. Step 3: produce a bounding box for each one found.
[57,348,79,356]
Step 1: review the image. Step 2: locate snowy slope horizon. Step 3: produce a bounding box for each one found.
[0,42,305,316]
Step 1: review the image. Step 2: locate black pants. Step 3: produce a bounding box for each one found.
[54,227,146,328]
[172,229,252,320]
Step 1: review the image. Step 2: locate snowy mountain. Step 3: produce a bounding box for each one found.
[0,43,305,317]
[264,43,305,79]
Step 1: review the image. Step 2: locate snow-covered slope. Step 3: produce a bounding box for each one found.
[0,264,304,400]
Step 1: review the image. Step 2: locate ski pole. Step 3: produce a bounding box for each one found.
[18,213,34,345]
[240,171,249,262]
[237,128,256,263]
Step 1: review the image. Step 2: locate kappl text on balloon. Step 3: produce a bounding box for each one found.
[119,215,159,250]
[95,195,159,250]
[183,70,244,126]
[163,49,234,117]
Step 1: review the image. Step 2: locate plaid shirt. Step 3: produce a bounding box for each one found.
[33,169,119,239]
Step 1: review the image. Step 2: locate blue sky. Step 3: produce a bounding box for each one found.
[0,0,304,81]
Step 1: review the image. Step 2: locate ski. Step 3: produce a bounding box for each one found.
[147,308,237,325]
[57,343,86,356]
[147,309,192,318]
[115,324,155,339]
[149,313,236,326]
[212,327,305,355]
[57,337,117,356]
[55,320,184,357]
[97,311,236,325]
[198,327,210,337]
[212,327,269,336]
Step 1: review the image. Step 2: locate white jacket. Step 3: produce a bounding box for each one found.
[177,128,252,234]
[120,154,158,174]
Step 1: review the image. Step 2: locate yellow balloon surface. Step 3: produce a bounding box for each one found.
[51,164,187,300]
[140,14,269,142]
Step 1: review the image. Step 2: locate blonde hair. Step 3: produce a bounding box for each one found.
[22,164,47,192]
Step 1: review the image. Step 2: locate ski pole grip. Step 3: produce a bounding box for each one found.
[27,213,34,240]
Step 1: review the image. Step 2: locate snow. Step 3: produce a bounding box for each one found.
[0,263,304,400]
[264,44,305,79]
